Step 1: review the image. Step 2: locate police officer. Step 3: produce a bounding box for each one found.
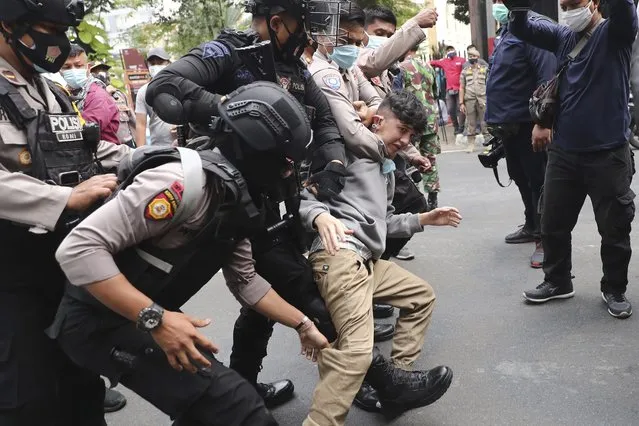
[459,47,488,154]
[50,81,330,425]
[485,0,556,268]
[145,0,394,406]
[0,0,132,424]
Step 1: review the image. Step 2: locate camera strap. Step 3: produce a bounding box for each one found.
[493,166,511,188]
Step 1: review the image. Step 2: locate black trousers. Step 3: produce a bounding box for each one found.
[229,240,335,385]
[502,122,547,236]
[55,296,276,426]
[382,167,429,260]
[0,224,105,426]
[542,143,635,293]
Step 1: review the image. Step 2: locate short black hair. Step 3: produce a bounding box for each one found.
[378,90,427,134]
[68,44,86,58]
[467,44,476,50]
[340,3,365,27]
[364,6,397,28]
[446,45,455,51]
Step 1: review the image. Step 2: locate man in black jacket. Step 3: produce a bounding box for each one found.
[146,0,395,407]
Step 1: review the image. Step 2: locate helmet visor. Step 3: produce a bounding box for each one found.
[306,0,350,47]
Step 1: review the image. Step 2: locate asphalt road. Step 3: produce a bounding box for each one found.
[108,151,639,426]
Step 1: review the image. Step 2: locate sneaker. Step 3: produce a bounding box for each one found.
[601,292,632,319]
[530,241,544,269]
[505,225,536,244]
[394,247,415,261]
[523,281,575,303]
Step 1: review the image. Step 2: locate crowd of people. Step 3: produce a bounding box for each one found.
[0,0,636,424]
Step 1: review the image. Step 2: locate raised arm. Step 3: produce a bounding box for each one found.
[608,0,638,44]
[507,4,565,53]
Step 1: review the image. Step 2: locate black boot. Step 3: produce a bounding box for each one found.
[364,347,453,419]
[374,323,395,342]
[256,380,295,408]
[428,192,438,211]
[103,387,127,413]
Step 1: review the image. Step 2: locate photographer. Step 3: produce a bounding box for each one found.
[485,0,556,269]
[506,0,636,318]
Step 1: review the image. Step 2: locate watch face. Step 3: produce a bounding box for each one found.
[144,317,160,329]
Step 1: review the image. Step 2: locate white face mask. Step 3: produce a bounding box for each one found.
[149,65,167,78]
[561,1,594,32]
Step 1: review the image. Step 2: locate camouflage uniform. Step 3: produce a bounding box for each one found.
[396,56,441,194]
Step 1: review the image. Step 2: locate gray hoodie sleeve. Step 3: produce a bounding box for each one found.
[299,189,330,231]
[384,173,423,238]
[630,5,639,124]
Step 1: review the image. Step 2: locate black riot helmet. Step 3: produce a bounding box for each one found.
[0,0,85,73]
[217,81,312,202]
[218,81,311,163]
[245,0,347,62]
[0,0,85,27]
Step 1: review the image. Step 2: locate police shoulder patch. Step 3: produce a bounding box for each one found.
[322,73,342,90]
[144,181,184,221]
[202,41,231,60]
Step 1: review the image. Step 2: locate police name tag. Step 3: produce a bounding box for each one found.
[49,114,83,143]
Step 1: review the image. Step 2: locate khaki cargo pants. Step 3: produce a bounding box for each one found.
[465,98,487,137]
[303,249,436,426]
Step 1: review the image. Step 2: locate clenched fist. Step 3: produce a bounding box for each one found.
[414,8,438,28]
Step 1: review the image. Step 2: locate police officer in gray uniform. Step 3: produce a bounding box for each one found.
[0,0,132,424]
[49,82,330,425]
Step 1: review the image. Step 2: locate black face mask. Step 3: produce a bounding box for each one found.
[469,58,478,64]
[271,19,308,64]
[11,26,71,73]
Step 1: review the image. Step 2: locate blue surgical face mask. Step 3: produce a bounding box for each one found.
[382,158,396,175]
[61,68,88,90]
[329,45,360,70]
[492,4,509,24]
[366,35,388,50]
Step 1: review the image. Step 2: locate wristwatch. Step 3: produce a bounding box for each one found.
[136,303,165,332]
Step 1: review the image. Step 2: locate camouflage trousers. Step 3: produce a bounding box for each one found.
[417,133,441,193]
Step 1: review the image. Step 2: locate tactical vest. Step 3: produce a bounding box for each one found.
[66,145,263,311]
[0,77,98,186]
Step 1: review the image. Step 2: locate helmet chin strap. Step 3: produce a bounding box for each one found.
[267,15,305,63]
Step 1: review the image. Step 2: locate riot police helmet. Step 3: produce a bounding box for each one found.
[218,80,311,164]
[0,0,85,26]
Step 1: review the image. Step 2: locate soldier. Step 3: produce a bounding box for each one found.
[394,42,441,211]
[0,0,132,424]
[459,46,488,154]
[50,82,331,425]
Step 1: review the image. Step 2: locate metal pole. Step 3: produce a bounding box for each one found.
[469,0,489,59]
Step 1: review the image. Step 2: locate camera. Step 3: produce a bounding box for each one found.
[477,134,505,169]
[405,166,422,183]
[477,134,511,187]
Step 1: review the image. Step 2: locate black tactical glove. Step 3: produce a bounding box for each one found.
[502,0,532,11]
[306,161,347,201]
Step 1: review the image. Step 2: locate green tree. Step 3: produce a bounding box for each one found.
[447,0,470,24]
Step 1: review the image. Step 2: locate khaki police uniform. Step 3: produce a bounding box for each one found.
[460,63,488,138]
[0,56,131,425]
[52,158,277,425]
[358,17,427,98]
[309,51,422,163]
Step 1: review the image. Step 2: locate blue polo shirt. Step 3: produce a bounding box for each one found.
[485,23,557,125]
[510,0,638,152]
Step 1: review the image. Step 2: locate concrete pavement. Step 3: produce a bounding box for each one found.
[108,151,639,425]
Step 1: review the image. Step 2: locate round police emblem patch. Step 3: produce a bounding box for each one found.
[18,148,31,166]
[323,74,341,90]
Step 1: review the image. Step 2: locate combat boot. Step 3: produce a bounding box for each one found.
[364,347,453,419]
[428,192,438,211]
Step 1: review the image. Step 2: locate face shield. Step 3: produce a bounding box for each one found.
[306,0,350,47]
